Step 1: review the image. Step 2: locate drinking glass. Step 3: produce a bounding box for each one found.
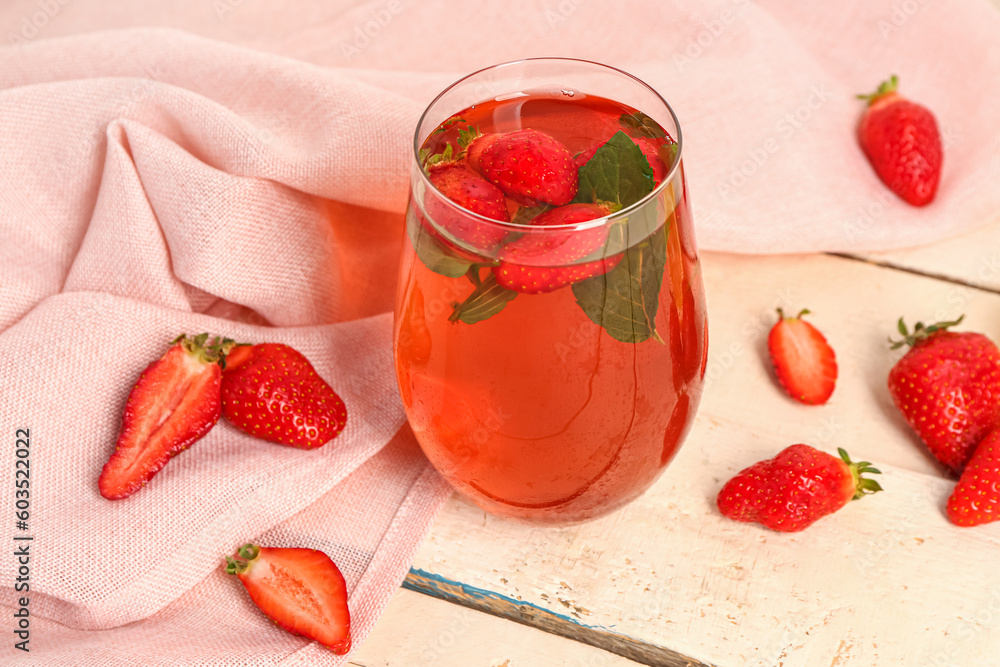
[393,58,707,523]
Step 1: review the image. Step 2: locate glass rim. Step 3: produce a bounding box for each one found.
[411,56,684,233]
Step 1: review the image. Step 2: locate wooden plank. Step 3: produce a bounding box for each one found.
[843,213,1000,294]
[348,588,647,667]
[403,251,1000,666]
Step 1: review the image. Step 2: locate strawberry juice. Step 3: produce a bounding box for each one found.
[394,66,707,523]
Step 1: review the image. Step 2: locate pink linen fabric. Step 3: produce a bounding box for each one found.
[0,1,998,664]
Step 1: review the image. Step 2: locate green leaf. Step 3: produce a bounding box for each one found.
[449,270,517,324]
[406,206,473,278]
[571,224,668,344]
[619,111,667,139]
[573,131,655,210]
[663,141,679,167]
[442,116,468,129]
[426,143,454,167]
[432,116,468,134]
[619,112,679,170]
[458,125,481,149]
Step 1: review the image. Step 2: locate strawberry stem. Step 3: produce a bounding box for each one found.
[224,543,261,575]
[888,315,964,350]
[171,333,237,365]
[856,75,899,105]
[838,447,884,500]
[776,308,810,321]
[466,265,483,288]
[449,271,514,323]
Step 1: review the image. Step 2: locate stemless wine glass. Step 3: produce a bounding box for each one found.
[393,58,707,523]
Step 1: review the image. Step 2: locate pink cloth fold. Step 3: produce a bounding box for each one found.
[1,0,999,663]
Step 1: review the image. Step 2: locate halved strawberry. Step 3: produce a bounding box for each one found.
[99,333,234,500]
[225,543,351,653]
[492,203,621,294]
[768,308,838,405]
[221,343,347,449]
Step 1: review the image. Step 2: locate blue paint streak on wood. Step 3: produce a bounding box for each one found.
[403,567,711,666]
[405,567,597,629]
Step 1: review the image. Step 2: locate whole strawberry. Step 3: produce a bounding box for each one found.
[888,316,1000,474]
[221,344,348,449]
[717,445,882,532]
[768,308,837,405]
[470,129,578,206]
[492,203,620,294]
[423,163,510,252]
[856,75,943,206]
[947,429,1000,527]
[99,333,234,500]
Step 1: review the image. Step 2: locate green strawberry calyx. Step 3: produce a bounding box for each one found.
[839,447,884,500]
[420,118,481,171]
[171,333,237,366]
[776,307,810,321]
[224,543,261,575]
[888,315,964,350]
[856,75,899,106]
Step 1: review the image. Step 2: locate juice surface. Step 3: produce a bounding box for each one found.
[395,91,707,522]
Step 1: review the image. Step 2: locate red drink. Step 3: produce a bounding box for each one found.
[394,60,707,523]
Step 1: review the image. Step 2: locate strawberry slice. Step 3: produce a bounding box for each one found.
[99,333,234,500]
[221,343,347,449]
[768,308,838,405]
[225,543,351,653]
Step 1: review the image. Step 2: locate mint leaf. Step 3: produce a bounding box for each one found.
[449,270,517,324]
[571,224,667,344]
[619,111,667,140]
[406,206,473,278]
[599,196,663,258]
[664,141,679,166]
[618,113,679,171]
[573,131,654,209]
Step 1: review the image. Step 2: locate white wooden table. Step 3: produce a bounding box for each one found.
[349,213,1000,667]
[356,0,1000,648]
